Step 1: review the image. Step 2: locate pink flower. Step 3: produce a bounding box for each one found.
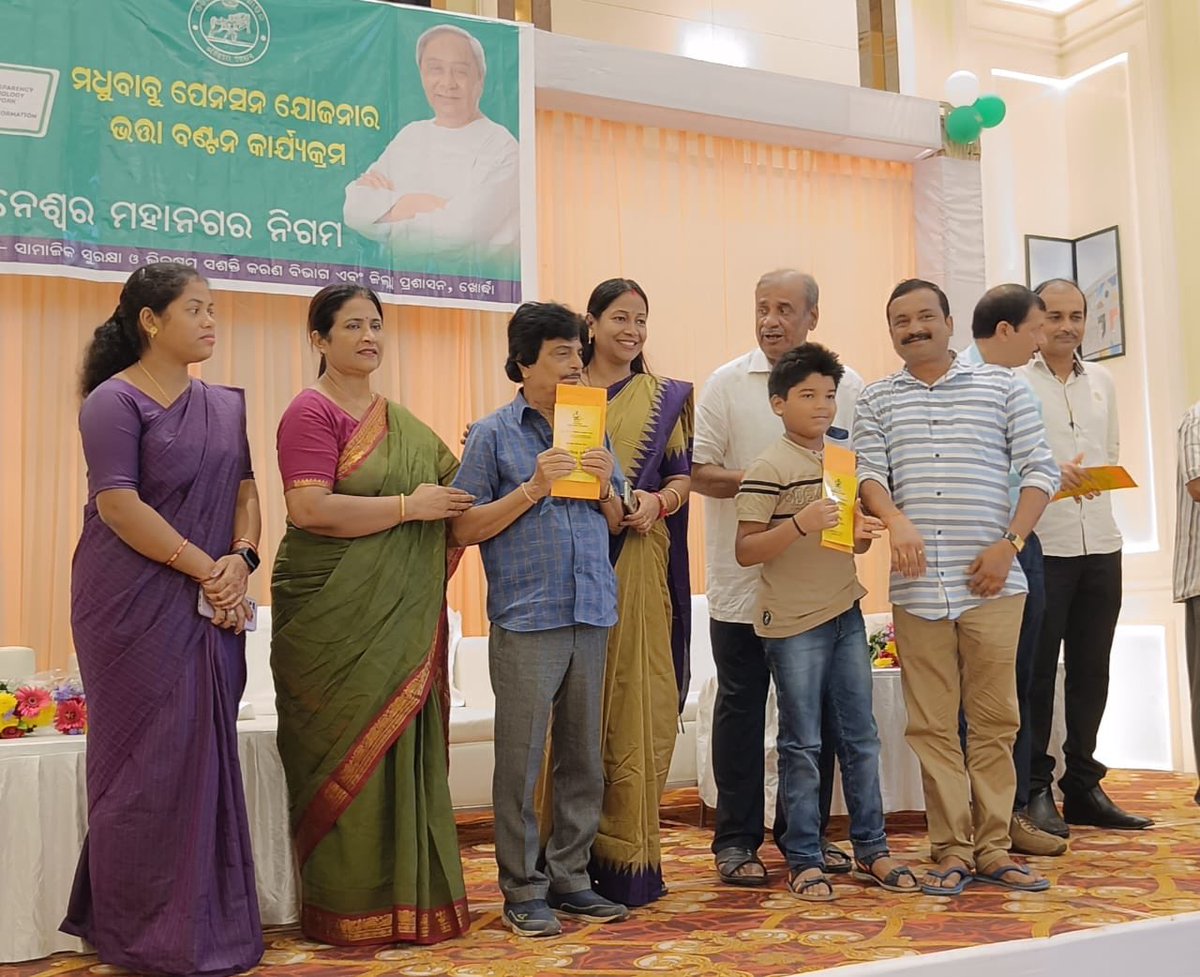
[14,686,51,719]
[55,698,88,735]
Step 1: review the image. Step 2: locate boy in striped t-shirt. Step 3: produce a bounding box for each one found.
[734,343,917,902]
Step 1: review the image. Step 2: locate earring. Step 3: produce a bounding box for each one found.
[146,325,158,339]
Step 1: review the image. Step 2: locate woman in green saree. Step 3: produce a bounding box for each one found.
[271,285,475,945]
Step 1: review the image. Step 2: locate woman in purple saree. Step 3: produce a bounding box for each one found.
[63,265,264,977]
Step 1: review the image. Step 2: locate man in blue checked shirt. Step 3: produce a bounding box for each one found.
[854,279,1059,899]
[451,301,628,938]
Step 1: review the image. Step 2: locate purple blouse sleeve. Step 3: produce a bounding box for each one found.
[79,382,143,495]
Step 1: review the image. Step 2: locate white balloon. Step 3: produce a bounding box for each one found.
[944,69,981,107]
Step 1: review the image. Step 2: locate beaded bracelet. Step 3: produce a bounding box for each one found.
[165,538,189,568]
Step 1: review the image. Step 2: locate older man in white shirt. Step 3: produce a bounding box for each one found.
[1021,278,1152,834]
[343,24,519,273]
[693,269,864,886]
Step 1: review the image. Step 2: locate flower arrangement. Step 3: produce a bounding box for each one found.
[868,621,900,669]
[0,676,87,738]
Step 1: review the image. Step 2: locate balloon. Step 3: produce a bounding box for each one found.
[975,93,1007,128]
[945,106,983,144]
[943,69,981,106]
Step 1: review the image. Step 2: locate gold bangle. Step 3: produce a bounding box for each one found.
[165,538,189,568]
[399,494,406,523]
[231,537,256,552]
[599,484,613,503]
[663,486,684,514]
[519,481,538,504]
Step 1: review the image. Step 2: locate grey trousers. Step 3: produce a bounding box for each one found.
[1187,598,1200,794]
[490,623,608,904]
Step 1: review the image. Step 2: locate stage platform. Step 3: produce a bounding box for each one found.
[7,771,1200,977]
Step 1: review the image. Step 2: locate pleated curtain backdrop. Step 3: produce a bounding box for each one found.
[0,109,914,670]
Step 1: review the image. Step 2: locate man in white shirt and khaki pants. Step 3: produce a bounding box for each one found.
[692,269,863,885]
[1021,278,1152,834]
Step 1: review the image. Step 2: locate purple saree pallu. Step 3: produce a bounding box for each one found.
[63,379,263,977]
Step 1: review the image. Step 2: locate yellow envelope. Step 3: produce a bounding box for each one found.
[1051,465,1137,502]
[551,384,608,500]
[821,442,858,554]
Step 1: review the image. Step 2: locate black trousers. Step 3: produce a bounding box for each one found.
[1028,550,1122,797]
[709,619,835,854]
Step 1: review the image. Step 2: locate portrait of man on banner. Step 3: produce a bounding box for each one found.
[343,23,520,281]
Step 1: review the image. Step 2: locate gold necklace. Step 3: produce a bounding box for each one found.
[138,362,175,404]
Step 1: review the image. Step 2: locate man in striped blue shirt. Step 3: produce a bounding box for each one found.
[854,280,1059,897]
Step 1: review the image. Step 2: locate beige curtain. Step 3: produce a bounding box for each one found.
[0,110,914,670]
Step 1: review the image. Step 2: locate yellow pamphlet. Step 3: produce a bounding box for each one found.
[551,384,608,500]
[821,442,858,554]
[1051,465,1137,502]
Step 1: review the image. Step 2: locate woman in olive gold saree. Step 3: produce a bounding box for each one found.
[271,285,475,945]
[580,279,693,906]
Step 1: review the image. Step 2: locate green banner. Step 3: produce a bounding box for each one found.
[0,0,534,308]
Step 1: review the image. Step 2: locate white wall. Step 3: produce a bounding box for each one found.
[544,0,861,83]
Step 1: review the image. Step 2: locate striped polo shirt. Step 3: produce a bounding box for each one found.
[853,357,1059,621]
[1173,402,1200,603]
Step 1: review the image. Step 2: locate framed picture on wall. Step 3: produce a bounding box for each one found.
[1024,227,1125,361]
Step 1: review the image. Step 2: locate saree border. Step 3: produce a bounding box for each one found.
[301,897,470,946]
[293,644,437,865]
[335,395,388,482]
[292,590,457,866]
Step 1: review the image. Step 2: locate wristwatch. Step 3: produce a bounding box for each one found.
[233,546,261,574]
[1001,531,1025,554]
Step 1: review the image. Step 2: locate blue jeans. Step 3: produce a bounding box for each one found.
[763,605,888,872]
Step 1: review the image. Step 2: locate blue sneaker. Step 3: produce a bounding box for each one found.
[502,899,562,938]
[548,888,630,923]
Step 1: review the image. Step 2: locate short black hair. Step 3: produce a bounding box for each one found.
[1034,277,1089,317]
[505,301,584,383]
[971,284,1045,339]
[768,342,844,400]
[886,279,950,320]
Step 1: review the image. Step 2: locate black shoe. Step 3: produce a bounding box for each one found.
[1027,788,1070,838]
[1062,786,1153,830]
[548,888,629,923]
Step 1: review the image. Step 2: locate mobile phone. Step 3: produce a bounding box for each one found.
[621,481,635,513]
[197,590,258,632]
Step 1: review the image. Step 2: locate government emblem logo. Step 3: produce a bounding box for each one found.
[188,0,270,67]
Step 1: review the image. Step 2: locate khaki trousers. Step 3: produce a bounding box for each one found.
[893,596,1025,869]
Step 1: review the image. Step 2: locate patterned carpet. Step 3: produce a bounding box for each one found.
[7,771,1200,977]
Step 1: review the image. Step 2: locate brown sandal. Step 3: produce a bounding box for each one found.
[788,867,835,902]
[715,846,768,887]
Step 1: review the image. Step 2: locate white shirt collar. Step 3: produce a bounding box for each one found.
[746,347,771,374]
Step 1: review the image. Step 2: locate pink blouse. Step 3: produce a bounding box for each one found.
[276,388,363,490]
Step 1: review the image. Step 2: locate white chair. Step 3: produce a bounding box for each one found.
[0,647,37,684]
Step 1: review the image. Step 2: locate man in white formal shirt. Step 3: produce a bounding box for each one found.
[1021,278,1152,834]
[343,24,519,273]
[692,269,864,886]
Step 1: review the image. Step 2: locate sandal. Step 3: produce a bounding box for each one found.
[919,865,973,897]
[974,862,1051,893]
[822,842,853,875]
[852,855,920,895]
[788,867,835,903]
[715,846,768,887]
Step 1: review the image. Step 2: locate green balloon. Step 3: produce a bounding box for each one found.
[975,94,1007,128]
[945,106,983,144]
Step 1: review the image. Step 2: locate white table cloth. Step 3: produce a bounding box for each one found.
[0,717,298,964]
[695,667,1068,822]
